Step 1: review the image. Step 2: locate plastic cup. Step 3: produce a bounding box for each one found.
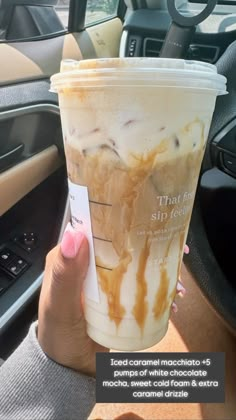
[51,58,227,350]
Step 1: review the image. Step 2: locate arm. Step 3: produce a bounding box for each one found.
[0,226,187,420]
[0,226,107,420]
[0,323,95,420]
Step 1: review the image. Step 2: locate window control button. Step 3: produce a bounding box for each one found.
[13,233,38,253]
[9,265,21,276]
[0,249,15,267]
[8,258,28,277]
[16,258,26,266]
[0,248,29,278]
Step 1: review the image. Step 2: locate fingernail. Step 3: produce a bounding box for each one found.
[61,229,85,259]
[177,281,186,295]
[184,244,190,255]
[172,302,178,313]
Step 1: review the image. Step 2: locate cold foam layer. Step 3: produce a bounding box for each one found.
[59,86,213,167]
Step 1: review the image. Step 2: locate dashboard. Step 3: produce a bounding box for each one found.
[121,2,236,63]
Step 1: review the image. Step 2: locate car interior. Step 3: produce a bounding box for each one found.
[0,0,236,419]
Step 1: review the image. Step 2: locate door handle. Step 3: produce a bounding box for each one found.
[0,144,24,172]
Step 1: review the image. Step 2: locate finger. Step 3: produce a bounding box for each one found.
[171,302,178,313]
[184,244,190,254]
[176,280,186,296]
[42,227,89,318]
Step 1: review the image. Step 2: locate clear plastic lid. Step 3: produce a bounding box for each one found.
[50,57,227,95]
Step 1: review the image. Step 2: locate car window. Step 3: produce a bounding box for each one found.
[55,0,70,28]
[0,0,68,42]
[85,0,120,26]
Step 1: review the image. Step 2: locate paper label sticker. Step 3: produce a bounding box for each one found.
[68,179,100,303]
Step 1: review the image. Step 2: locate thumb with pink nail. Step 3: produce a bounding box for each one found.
[38,225,107,377]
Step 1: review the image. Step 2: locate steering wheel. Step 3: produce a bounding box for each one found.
[160,0,218,58]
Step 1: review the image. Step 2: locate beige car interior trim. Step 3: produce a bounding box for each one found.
[62,33,83,61]
[87,17,123,57]
[0,44,43,84]
[0,17,122,84]
[0,145,63,216]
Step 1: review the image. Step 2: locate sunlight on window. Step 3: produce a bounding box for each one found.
[86,0,119,25]
[55,0,70,28]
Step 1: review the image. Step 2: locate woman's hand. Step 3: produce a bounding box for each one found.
[37,227,107,377]
[38,225,188,376]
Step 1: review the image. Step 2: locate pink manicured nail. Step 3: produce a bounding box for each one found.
[184,244,190,255]
[177,281,186,295]
[61,229,85,259]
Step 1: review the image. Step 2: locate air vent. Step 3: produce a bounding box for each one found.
[187,44,219,63]
[143,38,163,57]
[143,38,219,63]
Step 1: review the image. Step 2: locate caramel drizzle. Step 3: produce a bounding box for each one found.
[177,230,186,281]
[132,237,151,332]
[66,118,206,329]
[153,263,169,320]
[96,250,132,328]
[95,143,168,328]
[152,233,175,320]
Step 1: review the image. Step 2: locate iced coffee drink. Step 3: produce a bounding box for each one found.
[51,58,226,350]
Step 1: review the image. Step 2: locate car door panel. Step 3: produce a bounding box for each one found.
[0,114,65,331]
[0,166,67,327]
[0,145,62,215]
[0,81,54,111]
[0,36,74,83]
[0,100,66,332]
[0,10,123,334]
